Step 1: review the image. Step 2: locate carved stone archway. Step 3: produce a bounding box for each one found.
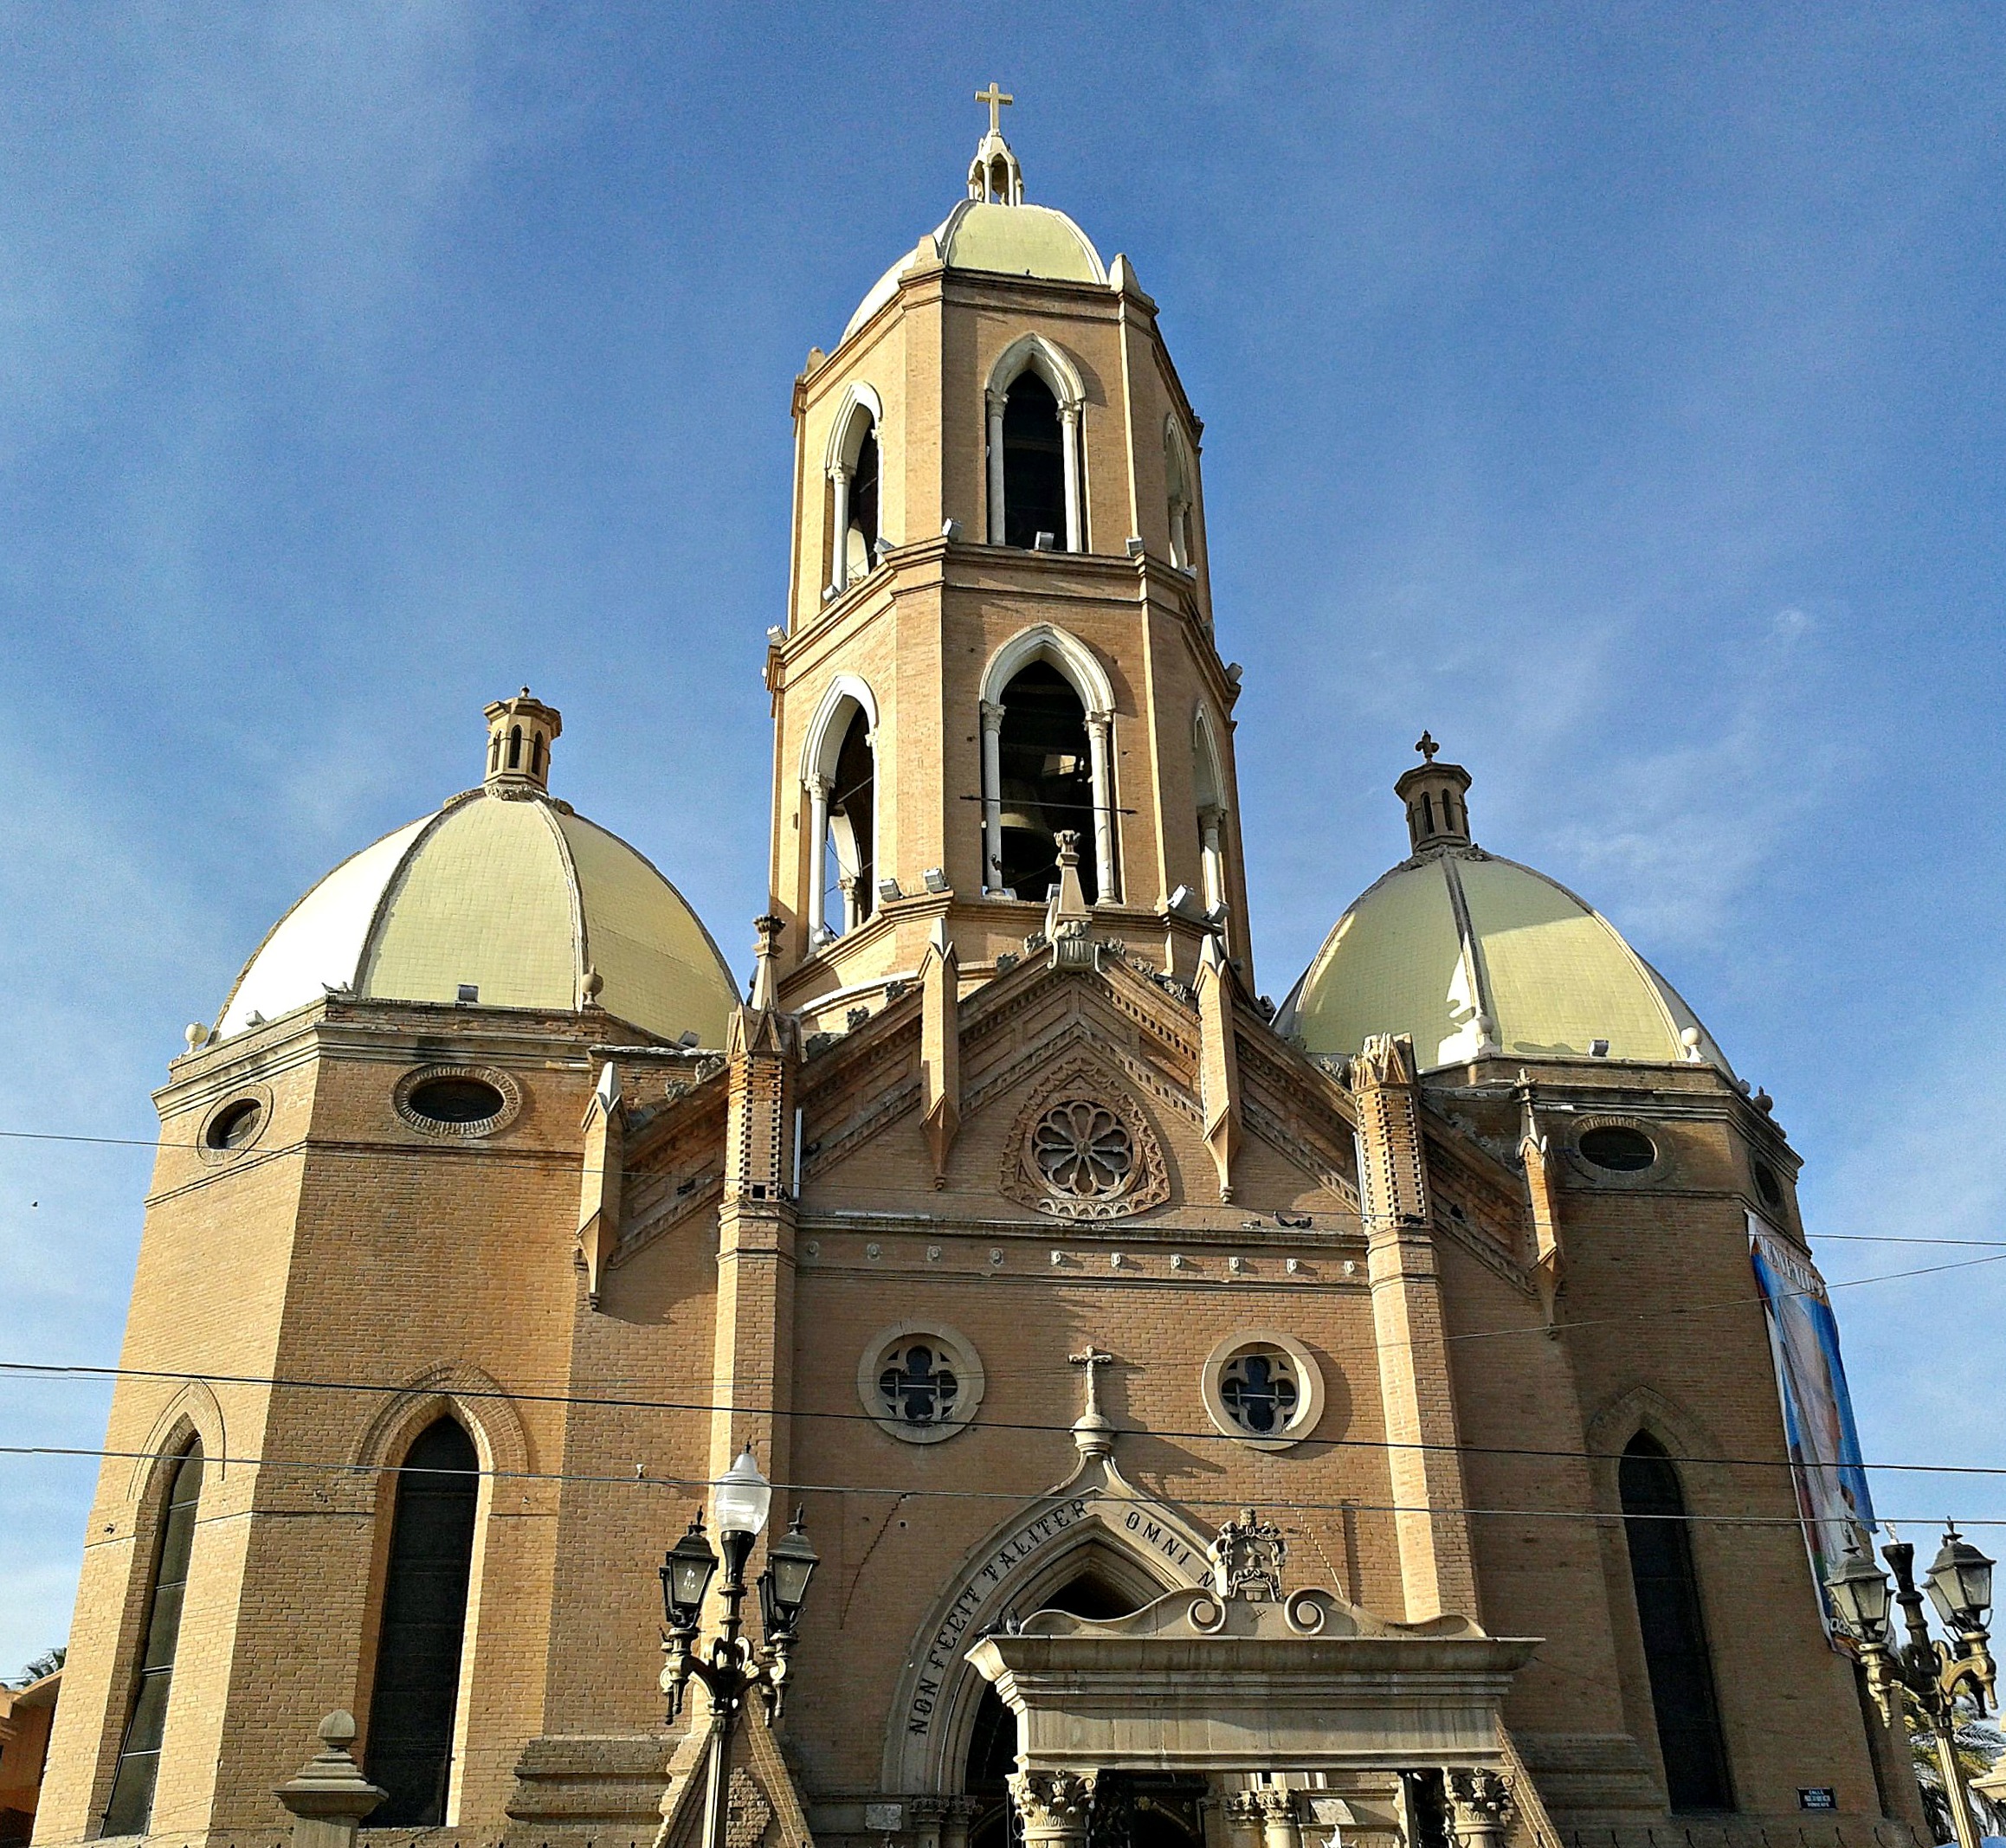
[882,1451,1214,1796]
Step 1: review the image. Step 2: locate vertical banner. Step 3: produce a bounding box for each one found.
[1749,1215,1876,1634]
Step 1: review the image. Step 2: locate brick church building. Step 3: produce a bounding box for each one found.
[34,100,1923,1848]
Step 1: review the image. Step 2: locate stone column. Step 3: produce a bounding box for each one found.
[909,1794,947,1848]
[1198,804,1226,914]
[980,700,1006,892]
[1447,1771,1508,1848]
[1253,1788,1301,1848]
[940,1794,981,1848]
[804,776,831,943]
[839,874,861,933]
[828,465,851,597]
[986,391,1007,544]
[1085,711,1116,902]
[274,1712,384,1848]
[1009,1769,1098,1848]
[1222,1792,1266,1848]
[1059,403,1083,551]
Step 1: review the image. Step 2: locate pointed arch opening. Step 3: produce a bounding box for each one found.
[824,385,886,599]
[800,675,880,949]
[1620,1431,1732,1813]
[364,1416,480,1827]
[1164,417,1197,572]
[101,1439,204,1838]
[978,628,1116,905]
[1192,706,1229,927]
[984,338,1085,554]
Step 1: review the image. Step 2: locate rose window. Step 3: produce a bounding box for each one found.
[1031,1101,1136,1200]
[1218,1348,1300,1437]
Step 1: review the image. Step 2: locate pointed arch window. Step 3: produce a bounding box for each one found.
[1620,1432,1732,1813]
[984,341,1084,554]
[102,1440,204,1837]
[979,629,1115,904]
[1164,419,1197,571]
[995,663,1097,904]
[365,1417,480,1827]
[826,390,885,599]
[801,679,879,949]
[1192,709,1229,932]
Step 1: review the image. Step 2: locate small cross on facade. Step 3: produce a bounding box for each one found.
[1415,730,1440,763]
[976,81,1015,137]
[1068,1345,1113,1416]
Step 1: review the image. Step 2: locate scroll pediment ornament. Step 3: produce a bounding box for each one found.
[1000,1055,1170,1220]
[1209,1505,1287,1601]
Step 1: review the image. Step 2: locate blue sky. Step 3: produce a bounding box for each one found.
[3,4,2003,1671]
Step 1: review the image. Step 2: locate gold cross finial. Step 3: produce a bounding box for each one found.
[976,81,1015,138]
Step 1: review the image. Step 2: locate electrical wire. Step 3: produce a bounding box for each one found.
[8,1439,2001,1529]
[3,1357,2001,1479]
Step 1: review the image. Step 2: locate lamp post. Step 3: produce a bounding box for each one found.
[1826,1524,1996,1848]
[659,1449,820,1848]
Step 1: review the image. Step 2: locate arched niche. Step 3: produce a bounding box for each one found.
[1192,704,1229,921]
[1164,415,1197,570]
[798,673,880,946]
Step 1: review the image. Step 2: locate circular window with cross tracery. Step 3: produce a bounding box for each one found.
[1200,1331,1326,1452]
[857,1323,986,1446]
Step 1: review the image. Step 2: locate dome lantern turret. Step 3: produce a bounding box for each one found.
[968,82,1023,205]
[485,687,561,794]
[1396,732,1473,853]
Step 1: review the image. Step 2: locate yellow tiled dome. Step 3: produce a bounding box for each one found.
[1279,751,1732,1076]
[214,700,738,1047]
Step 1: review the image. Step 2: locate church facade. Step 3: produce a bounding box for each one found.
[34,109,1923,1848]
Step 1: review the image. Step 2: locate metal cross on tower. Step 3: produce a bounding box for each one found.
[975,81,1015,137]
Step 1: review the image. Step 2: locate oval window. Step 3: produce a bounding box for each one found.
[404,1077,506,1126]
[205,1098,263,1150]
[1579,1125,1656,1173]
[1753,1159,1784,1212]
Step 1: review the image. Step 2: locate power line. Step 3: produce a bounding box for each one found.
[3,1357,2001,1479]
[5,1439,1996,1529]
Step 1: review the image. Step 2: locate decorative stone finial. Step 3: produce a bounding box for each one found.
[968,82,1023,205]
[748,914,784,1012]
[1393,738,1473,853]
[484,688,562,795]
[274,1710,384,1848]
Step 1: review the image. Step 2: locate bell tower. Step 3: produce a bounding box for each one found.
[767,94,1253,1031]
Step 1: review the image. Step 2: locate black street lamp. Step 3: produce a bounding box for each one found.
[1826,1524,1996,1848]
[657,1449,820,1848]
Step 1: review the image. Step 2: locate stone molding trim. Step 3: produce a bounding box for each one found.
[857,1322,988,1446]
[1198,1329,1326,1452]
[195,1082,274,1164]
[1000,1056,1171,1220]
[392,1061,524,1138]
[351,1359,533,1484]
[126,1378,229,1498]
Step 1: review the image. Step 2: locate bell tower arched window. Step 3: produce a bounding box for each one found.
[365,1417,480,1827]
[979,627,1115,904]
[1164,418,1197,571]
[984,338,1085,554]
[1620,1431,1732,1813]
[1000,374,1067,551]
[801,677,880,949]
[102,1439,204,1837]
[995,662,1095,904]
[1193,708,1229,929]
[825,388,885,600]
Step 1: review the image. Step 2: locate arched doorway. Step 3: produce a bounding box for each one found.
[964,1572,1205,1848]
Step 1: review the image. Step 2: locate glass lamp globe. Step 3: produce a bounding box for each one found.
[713,1446,773,1538]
